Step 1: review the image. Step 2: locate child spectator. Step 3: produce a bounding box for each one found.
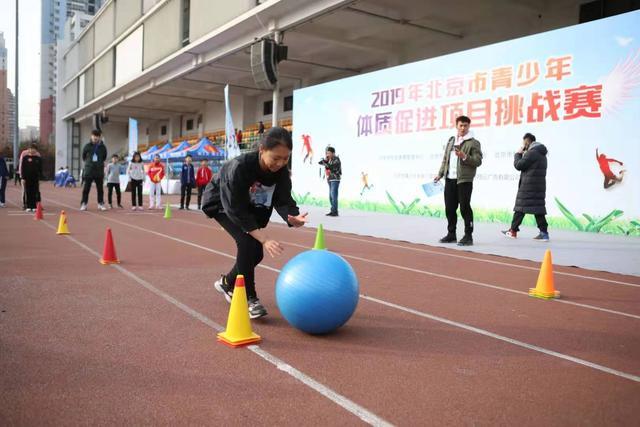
[180,155,196,210]
[105,155,123,209]
[195,159,212,210]
[147,154,165,209]
[127,151,145,210]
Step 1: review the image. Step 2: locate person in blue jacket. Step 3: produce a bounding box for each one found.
[180,154,196,210]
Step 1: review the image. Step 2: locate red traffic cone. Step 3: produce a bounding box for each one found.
[99,228,120,265]
[34,202,44,220]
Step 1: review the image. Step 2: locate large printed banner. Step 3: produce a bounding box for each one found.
[292,11,640,234]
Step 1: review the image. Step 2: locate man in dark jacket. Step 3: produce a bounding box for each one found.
[20,145,42,212]
[502,133,549,241]
[434,115,483,246]
[180,154,196,210]
[0,154,8,208]
[80,129,108,211]
[318,146,342,216]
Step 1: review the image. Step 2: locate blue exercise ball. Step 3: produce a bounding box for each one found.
[275,250,359,334]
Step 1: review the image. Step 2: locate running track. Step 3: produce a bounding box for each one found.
[1,186,639,425]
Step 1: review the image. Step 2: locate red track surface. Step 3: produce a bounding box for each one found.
[1,186,639,425]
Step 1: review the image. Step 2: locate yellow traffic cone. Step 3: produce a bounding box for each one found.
[164,203,172,219]
[217,275,261,347]
[529,249,560,299]
[313,224,326,250]
[56,211,70,235]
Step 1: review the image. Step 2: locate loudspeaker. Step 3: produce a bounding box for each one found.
[251,39,288,90]
[579,0,640,23]
[93,114,102,132]
[93,112,108,131]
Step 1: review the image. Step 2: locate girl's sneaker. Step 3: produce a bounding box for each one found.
[214,275,233,303]
[248,298,268,319]
[533,232,550,242]
[98,204,108,211]
[131,206,136,211]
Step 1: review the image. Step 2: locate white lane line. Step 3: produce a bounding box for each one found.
[280,226,640,287]
[55,190,640,287]
[361,295,640,383]
[124,212,163,215]
[36,194,640,381]
[250,214,640,288]
[38,219,392,427]
[171,217,640,321]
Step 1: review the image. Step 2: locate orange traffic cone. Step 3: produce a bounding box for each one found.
[99,228,120,265]
[529,249,560,299]
[56,211,70,235]
[34,202,43,220]
[217,275,261,347]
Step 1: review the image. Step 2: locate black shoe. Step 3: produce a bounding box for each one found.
[439,234,457,243]
[248,297,268,319]
[186,206,190,210]
[457,235,473,246]
[326,212,338,217]
[179,206,184,210]
[214,275,233,303]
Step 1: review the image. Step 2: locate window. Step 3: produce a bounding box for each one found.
[263,100,273,116]
[284,95,293,112]
[182,0,190,46]
[186,119,194,131]
[161,125,167,135]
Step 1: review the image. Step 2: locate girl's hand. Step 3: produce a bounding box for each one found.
[288,212,309,228]
[263,239,284,258]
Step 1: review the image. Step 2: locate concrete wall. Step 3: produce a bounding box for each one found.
[100,120,128,158]
[202,95,244,133]
[254,88,294,125]
[143,0,181,69]
[189,0,255,42]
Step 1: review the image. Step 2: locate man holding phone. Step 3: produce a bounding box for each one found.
[434,116,483,246]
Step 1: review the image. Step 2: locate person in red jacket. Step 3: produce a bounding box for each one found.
[147,154,165,209]
[195,159,213,210]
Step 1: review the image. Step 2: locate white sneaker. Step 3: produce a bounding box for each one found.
[98,204,108,211]
[80,204,87,211]
[131,206,136,211]
[0,202,5,208]
[25,208,31,212]
[138,206,143,211]
[149,205,155,210]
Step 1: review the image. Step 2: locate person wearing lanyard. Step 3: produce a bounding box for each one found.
[80,129,108,211]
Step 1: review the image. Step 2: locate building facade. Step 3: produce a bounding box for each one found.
[0,32,13,151]
[55,0,586,177]
[41,0,103,147]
